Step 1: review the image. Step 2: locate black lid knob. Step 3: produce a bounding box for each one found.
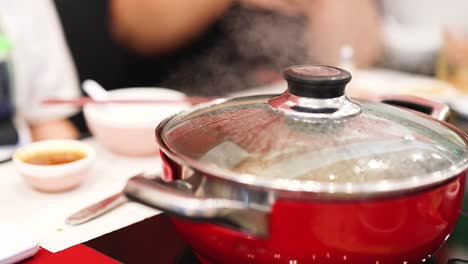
[283,65,352,99]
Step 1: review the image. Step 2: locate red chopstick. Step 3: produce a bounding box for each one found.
[42,96,219,106]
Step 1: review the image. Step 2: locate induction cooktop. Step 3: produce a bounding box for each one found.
[431,209,468,264]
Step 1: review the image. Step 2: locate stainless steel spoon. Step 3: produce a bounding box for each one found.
[66,172,158,226]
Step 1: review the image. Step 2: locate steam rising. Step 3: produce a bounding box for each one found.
[160,5,310,96]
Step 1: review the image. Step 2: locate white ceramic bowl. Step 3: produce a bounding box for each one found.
[13,140,95,192]
[83,87,189,156]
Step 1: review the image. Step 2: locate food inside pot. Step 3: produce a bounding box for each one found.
[232,147,452,182]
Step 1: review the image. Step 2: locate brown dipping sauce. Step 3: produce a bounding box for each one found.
[21,150,87,165]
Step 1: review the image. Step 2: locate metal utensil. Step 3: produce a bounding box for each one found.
[66,172,158,226]
[65,193,129,226]
[42,96,216,107]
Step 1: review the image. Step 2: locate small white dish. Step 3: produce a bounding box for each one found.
[13,140,95,192]
[348,68,460,103]
[0,222,39,264]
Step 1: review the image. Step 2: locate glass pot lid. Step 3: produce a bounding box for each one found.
[158,65,468,195]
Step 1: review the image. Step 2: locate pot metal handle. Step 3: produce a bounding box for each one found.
[123,177,249,218]
[377,94,450,121]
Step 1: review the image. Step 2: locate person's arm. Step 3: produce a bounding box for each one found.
[237,0,384,67]
[29,119,79,141]
[305,0,383,67]
[110,0,233,55]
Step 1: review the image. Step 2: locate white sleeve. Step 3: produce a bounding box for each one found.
[0,0,80,123]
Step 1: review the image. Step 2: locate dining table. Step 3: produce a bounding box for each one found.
[0,135,203,264]
[0,117,464,264]
[2,77,468,264]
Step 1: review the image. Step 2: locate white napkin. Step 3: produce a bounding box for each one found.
[0,140,161,253]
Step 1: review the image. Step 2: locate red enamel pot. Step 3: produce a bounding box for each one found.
[124,65,468,264]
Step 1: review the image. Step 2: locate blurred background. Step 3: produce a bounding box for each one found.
[2,0,468,140]
[3,2,468,263]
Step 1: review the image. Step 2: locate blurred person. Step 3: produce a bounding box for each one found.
[0,0,80,141]
[108,0,383,95]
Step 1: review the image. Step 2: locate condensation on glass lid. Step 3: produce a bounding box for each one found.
[162,97,468,183]
[195,136,460,183]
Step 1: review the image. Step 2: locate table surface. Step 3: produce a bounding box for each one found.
[0,139,161,254]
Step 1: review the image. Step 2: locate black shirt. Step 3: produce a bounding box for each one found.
[0,59,12,120]
[0,58,18,146]
[53,1,309,96]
